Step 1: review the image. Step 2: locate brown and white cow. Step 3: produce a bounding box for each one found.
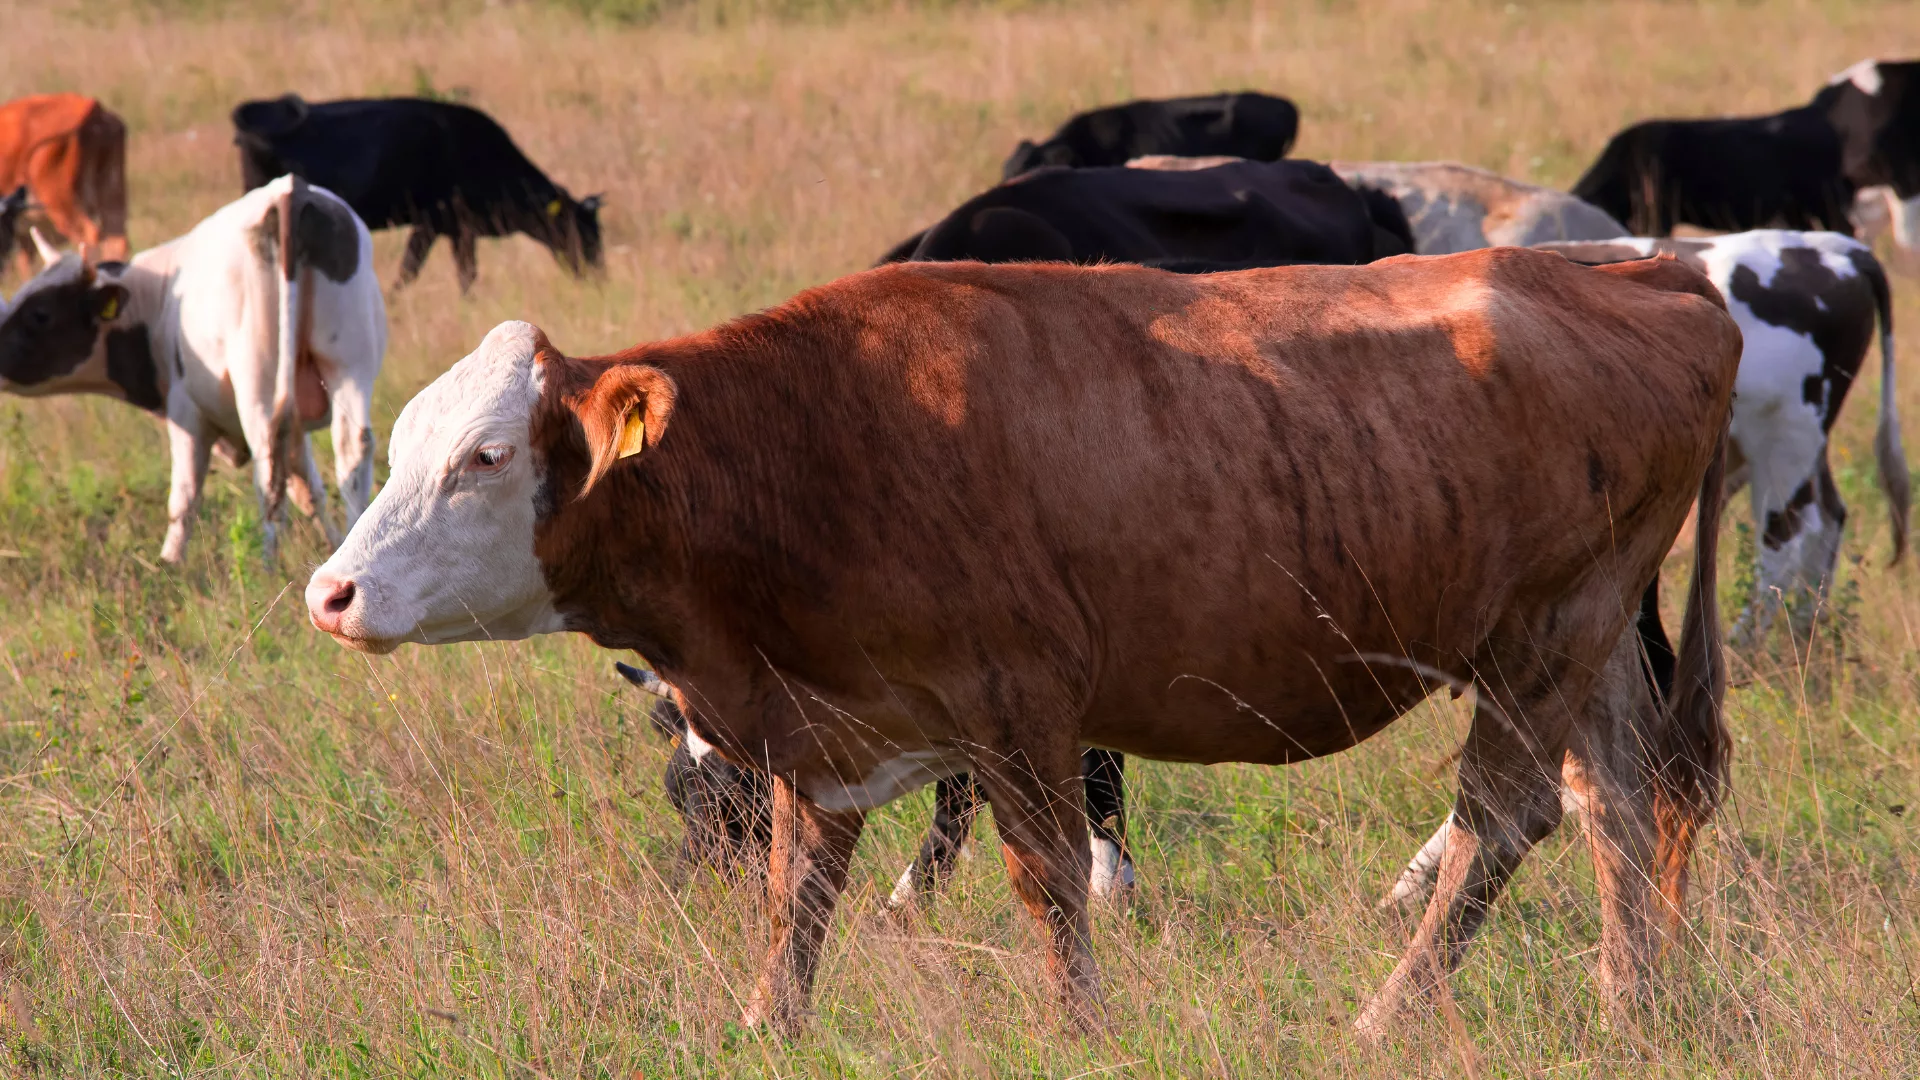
[0,94,128,275]
[0,175,385,563]
[305,251,1738,1035]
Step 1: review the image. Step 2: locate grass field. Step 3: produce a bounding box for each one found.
[4,0,1920,1075]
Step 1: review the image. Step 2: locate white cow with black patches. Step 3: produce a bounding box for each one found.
[0,175,386,563]
[1539,231,1908,641]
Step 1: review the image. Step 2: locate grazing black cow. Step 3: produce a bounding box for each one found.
[232,95,603,292]
[1570,106,1852,236]
[1002,92,1299,180]
[888,159,1411,267]
[615,662,1134,901]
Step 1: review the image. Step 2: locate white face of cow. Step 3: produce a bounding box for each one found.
[306,321,566,653]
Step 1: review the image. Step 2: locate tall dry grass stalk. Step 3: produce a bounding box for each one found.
[2,0,1920,1075]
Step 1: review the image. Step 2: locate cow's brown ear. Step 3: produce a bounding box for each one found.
[577,363,677,498]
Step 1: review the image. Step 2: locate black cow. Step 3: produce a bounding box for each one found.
[1002,92,1299,180]
[232,95,602,292]
[1570,106,1852,236]
[1571,58,1920,239]
[889,159,1412,267]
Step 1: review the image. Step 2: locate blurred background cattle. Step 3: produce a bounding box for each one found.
[0,92,125,275]
[232,94,603,292]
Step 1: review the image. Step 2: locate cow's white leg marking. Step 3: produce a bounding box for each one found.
[886,863,920,909]
[1088,834,1132,899]
[160,402,212,566]
[1381,814,1454,912]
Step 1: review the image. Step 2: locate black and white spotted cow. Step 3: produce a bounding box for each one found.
[1539,231,1907,641]
[0,175,385,563]
[1382,229,1910,912]
[614,662,1134,904]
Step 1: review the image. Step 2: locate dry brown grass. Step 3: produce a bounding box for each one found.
[3,0,1920,1075]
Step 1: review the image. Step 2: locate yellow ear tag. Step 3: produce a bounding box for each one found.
[99,295,119,321]
[547,198,563,217]
[616,410,647,459]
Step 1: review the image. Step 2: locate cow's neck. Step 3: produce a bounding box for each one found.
[90,254,176,414]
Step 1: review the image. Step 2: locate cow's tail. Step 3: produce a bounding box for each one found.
[1653,421,1731,943]
[1861,249,1910,563]
[263,175,310,536]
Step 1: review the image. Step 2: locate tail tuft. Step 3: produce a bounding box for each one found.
[1653,423,1731,937]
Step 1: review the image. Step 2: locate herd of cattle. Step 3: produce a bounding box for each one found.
[4,60,1920,1036]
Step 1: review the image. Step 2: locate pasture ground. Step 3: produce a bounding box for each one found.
[4,0,1920,1074]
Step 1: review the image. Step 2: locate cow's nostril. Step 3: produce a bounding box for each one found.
[325,580,356,614]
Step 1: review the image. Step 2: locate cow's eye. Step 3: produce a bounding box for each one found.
[468,445,513,473]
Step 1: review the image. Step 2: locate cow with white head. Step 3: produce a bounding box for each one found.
[0,174,385,563]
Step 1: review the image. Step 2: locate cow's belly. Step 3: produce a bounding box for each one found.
[792,747,974,813]
[1080,644,1442,766]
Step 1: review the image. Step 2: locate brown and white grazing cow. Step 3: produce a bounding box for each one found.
[304,250,1737,1035]
[0,175,385,563]
[0,94,128,275]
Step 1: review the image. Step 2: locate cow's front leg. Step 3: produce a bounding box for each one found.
[451,225,479,294]
[745,776,866,1037]
[160,406,213,565]
[888,775,982,909]
[394,225,436,289]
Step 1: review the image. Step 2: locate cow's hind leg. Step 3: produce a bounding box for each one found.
[287,434,341,549]
[744,776,865,1037]
[1355,632,1583,1037]
[977,733,1101,1027]
[1738,449,1846,643]
[1562,630,1667,1014]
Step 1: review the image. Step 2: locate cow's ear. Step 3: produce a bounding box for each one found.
[577,363,677,498]
[91,283,129,324]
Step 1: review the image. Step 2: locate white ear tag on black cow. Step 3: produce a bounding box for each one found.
[617,410,647,459]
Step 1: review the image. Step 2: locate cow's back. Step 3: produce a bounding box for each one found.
[913,160,1381,265]
[0,94,104,186]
